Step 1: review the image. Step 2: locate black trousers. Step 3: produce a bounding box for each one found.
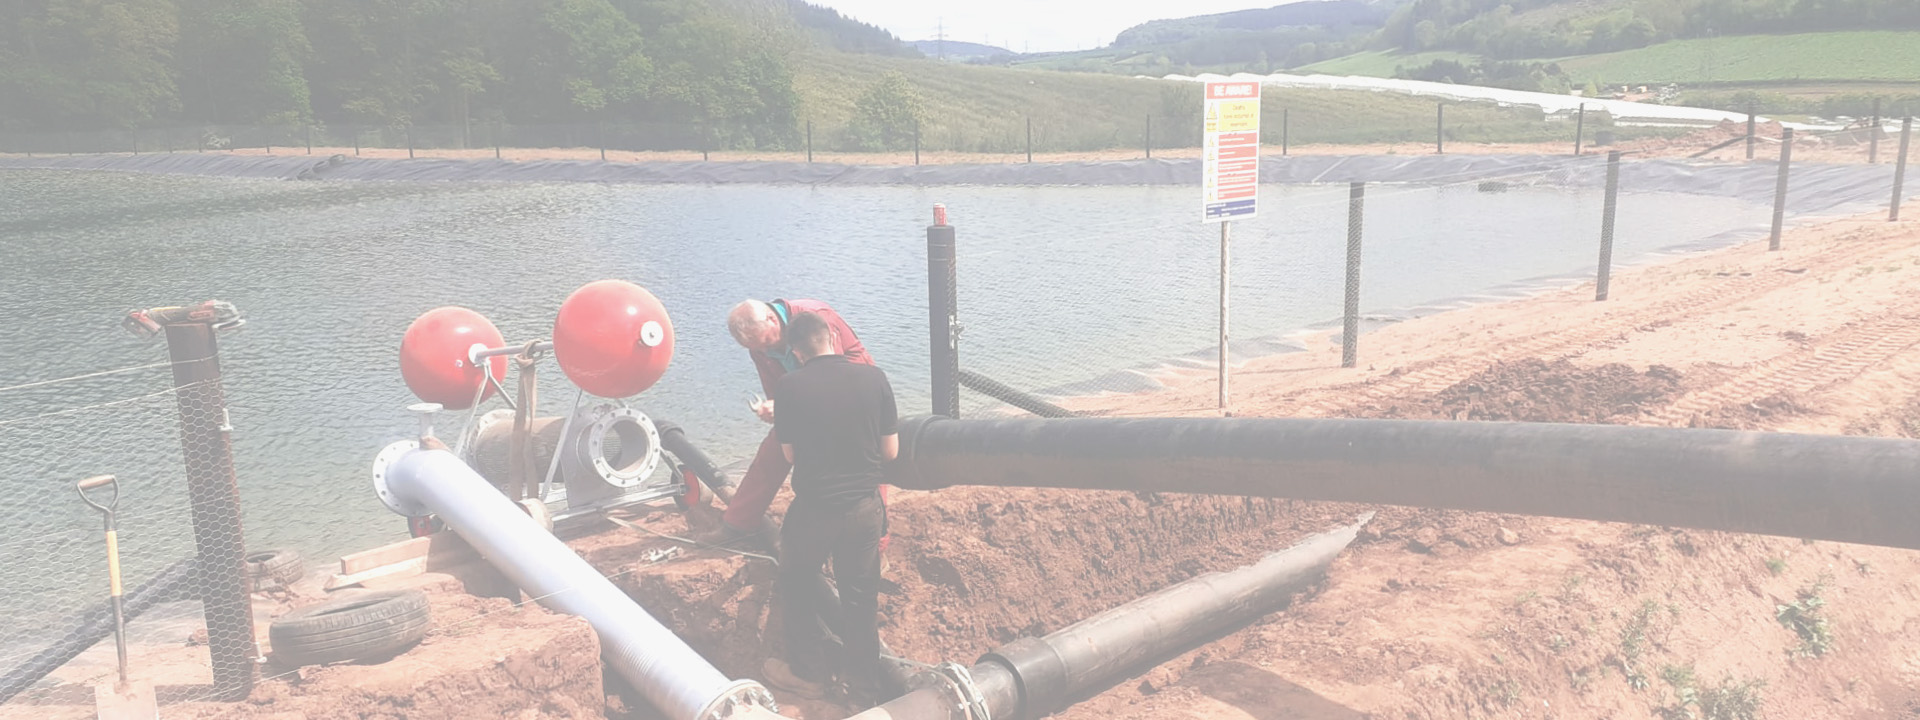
[779,492,885,687]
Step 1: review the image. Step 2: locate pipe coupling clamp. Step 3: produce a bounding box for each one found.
[921,662,991,720]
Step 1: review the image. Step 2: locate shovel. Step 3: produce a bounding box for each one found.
[77,475,158,720]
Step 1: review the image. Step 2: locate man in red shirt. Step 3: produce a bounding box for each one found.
[720,298,889,551]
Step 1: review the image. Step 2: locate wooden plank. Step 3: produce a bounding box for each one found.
[325,557,427,591]
[338,536,430,576]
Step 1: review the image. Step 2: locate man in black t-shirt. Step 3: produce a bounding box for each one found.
[763,311,897,701]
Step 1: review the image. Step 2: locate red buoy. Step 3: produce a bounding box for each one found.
[552,280,675,398]
[399,306,507,409]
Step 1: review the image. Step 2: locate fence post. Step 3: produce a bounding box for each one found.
[305,125,312,155]
[1597,150,1622,300]
[1026,116,1033,163]
[1342,182,1365,368]
[67,131,75,156]
[1218,220,1231,410]
[598,122,606,162]
[1893,117,1912,222]
[160,317,256,701]
[1436,103,1445,155]
[407,126,414,159]
[1145,114,1152,159]
[914,120,921,166]
[166,129,173,154]
[928,204,959,418]
[1870,97,1882,164]
[1747,106,1757,160]
[494,122,502,160]
[1574,102,1586,156]
[806,119,813,163]
[1282,108,1289,156]
[1770,127,1794,251]
[131,129,140,155]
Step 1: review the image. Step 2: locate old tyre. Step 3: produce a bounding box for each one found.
[268,589,431,667]
[246,549,306,590]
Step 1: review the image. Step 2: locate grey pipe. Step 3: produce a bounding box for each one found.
[885,415,1920,551]
[849,515,1366,720]
[384,448,773,720]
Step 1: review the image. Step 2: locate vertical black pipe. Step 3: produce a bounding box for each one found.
[1870,97,1881,164]
[1893,118,1912,222]
[1574,102,1586,156]
[1770,127,1794,251]
[1435,103,1445,155]
[928,207,959,419]
[163,321,255,701]
[1597,150,1622,300]
[1342,183,1364,368]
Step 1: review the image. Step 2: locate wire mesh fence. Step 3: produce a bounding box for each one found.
[0,342,255,706]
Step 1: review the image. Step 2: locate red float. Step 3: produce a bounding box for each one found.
[399,306,507,409]
[552,280,675,398]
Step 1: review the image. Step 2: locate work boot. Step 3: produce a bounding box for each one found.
[763,658,830,700]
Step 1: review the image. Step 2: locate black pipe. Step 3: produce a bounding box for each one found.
[884,415,1920,551]
[0,558,197,704]
[957,370,1075,419]
[848,516,1365,720]
[928,221,959,418]
[655,420,728,495]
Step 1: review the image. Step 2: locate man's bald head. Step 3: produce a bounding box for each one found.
[727,300,784,352]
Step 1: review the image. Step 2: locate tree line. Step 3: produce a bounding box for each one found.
[0,0,909,144]
[1381,0,1920,60]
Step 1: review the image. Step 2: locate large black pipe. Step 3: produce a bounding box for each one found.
[654,420,729,498]
[0,558,197,704]
[848,516,1365,720]
[885,415,1920,551]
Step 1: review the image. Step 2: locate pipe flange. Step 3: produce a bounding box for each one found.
[371,440,429,517]
[694,679,778,719]
[926,662,991,720]
[459,408,514,464]
[580,406,661,489]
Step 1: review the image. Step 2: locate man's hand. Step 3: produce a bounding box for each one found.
[753,399,775,424]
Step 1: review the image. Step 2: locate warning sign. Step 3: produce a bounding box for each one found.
[1203,81,1261,222]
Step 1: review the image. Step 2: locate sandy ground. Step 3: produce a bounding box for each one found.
[2,121,1903,167]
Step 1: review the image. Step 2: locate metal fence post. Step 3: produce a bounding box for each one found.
[1026,116,1033,163]
[806,119,813,163]
[305,125,312,155]
[1770,127,1794,251]
[1574,102,1586,156]
[494,122,502,160]
[1218,220,1231,410]
[1145,114,1152,159]
[1870,97,1882,164]
[914,120,921,166]
[1282,108,1290,156]
[928,205,959,418]
[598,122,606,162]
[161,318,256,701]
[1597,150,1622,300]
[1436,103,1445,154]
[1893,117,1912,222]
[407,126,414,159]
[131,129,140,155]
[1747,106,1757,160]
[1342,182,1365,368]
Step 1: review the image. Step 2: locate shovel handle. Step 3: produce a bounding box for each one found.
[77,475,120,515]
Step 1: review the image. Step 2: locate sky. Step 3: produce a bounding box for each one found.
[810,0,1292,53]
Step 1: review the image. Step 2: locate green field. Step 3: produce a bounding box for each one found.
[1299,50,1477,77]
[790,51,1588,152]
[1556,31,1920,86]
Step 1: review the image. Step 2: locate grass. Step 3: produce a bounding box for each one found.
[1776,573,1835,658]
[1764,556,1786,576]
[789,50,1579,152]
[1299,50,1478,77]
[1556,31,1920,86]
[1657,664,1766,720]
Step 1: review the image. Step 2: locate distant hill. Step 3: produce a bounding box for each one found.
[910,40,1014,61]
[1114,1,1392,47]
[781,0,920,56]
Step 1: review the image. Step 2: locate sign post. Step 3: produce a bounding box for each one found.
[1204,80,1261,411]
